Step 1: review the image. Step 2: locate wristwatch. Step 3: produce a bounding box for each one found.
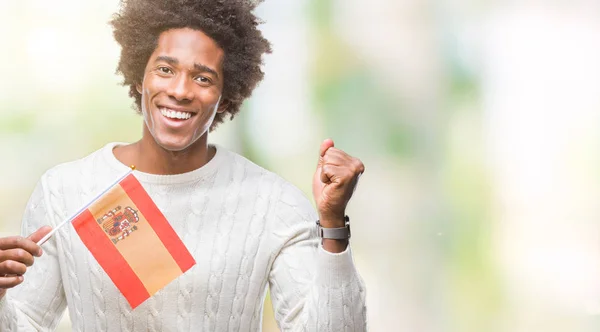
[316,215,351,240]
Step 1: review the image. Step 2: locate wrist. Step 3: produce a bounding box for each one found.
[321,238,348,253]
[317,213,346,228]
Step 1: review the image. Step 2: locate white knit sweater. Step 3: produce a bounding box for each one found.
[0,142,367,332]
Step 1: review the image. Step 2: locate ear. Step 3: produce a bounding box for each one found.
[135,83,142,95]
[217,99,230,114]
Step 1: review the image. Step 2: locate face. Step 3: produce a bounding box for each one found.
[137,28,226,152]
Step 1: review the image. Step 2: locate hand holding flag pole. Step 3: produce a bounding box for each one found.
[4,164,194,308]
[36,165,136,246]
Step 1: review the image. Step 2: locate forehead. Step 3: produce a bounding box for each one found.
[151,28,224,71]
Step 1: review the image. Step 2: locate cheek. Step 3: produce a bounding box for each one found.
[140,76,165,105]
[139,85,156,127]
[140,83,162,114]
[200,90,222,112]
[140,89,151,115]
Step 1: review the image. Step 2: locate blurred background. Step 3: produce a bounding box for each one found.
[1,0,600,331]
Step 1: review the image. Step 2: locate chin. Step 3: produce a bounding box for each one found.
[153,135,195,152]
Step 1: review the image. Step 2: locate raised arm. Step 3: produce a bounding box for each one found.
[269,139,367,331]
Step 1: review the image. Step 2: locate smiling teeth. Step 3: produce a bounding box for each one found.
[160,108,192,120]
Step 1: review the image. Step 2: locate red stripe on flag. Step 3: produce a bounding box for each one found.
[119,174,196,273]
[72,209,150,308]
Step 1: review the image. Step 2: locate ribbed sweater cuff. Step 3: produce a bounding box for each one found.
[316,245,357,288]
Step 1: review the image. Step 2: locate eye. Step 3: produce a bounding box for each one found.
[157,66,173,75]
[195,76,212,84]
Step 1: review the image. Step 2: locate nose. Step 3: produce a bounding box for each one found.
[167,74,194,102]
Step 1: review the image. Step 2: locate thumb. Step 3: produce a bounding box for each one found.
[27,226,53,244]
[319,138,335,158]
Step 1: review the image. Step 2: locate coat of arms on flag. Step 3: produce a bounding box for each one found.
[70,171,196,309]
[97,205,140,244]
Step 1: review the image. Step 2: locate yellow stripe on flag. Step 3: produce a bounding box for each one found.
[88,184,183,296]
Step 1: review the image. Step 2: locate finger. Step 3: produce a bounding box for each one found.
[321,164,349,185]
[354,158,365,174]
[0,275,24,289]
[322,149,351,167]
[0,237,41,257]
[27,226,52,244]
[321,147,361,167]
[319,138,335,157]
[0,249,35,267]
[322,152,365,175]
[323,163,363,186]
[322,146,347,158]
[0,260,27,276]
[320,164,332,184]
[27,226,52,256]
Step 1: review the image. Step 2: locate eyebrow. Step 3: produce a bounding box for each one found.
[155,55,219,79]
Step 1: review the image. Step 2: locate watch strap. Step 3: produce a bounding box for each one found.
[316,215,351,240]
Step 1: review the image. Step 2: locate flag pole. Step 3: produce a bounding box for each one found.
[36,165,136,246]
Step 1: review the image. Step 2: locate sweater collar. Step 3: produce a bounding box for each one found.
[101,142,226,185]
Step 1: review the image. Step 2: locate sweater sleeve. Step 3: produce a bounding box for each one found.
[268,182,367,332]
[0,175,67,331]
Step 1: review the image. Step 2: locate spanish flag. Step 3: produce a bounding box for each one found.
[71,172,195,309]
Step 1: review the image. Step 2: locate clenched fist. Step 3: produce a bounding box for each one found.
[312,139,364,229]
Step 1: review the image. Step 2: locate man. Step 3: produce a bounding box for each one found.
[0,0,367,331]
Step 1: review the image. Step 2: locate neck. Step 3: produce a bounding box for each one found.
[114,128,214,175]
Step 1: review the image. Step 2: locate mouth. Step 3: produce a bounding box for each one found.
[158,107,195,120]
